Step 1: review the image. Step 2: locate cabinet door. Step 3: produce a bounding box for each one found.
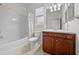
[55,38,74,55]
[43,36,53,54]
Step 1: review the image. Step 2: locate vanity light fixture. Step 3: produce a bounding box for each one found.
[47,3,62,12]
[57,4,61,10]
[53,5,57,11]
[49,6,53,12]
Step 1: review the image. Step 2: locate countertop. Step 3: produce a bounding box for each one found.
[42,29,76,34]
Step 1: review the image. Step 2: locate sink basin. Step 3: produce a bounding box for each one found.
[43,29,75,34]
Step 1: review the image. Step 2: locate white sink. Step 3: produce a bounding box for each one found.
[43,29,75,34]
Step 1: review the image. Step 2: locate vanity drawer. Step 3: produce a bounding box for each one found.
[43,32,55,37]
[43,32,49,36]
[64,34,75,39]
[53,33,75,39]
[54,33,75,39]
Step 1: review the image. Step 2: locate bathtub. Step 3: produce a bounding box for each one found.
[0,37,30,55]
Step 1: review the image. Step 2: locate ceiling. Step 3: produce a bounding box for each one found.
[1,3,64,10]
[22,3,63,12]
[0,3,64,15]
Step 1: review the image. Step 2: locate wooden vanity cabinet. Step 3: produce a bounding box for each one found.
[43,36,55,54]
[42,32,76,55]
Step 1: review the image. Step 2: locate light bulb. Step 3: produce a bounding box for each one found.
[54,8,56,11]
[58,4,61,8]
[53,5,57,9]
[49,6,52,9]
[50,9,53,12]
[58,7,60,10]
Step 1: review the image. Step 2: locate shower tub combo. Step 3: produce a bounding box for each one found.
[0,37,30,55]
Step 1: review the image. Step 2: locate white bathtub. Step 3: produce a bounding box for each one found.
[0,37,30,55]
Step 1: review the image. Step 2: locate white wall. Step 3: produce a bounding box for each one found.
[28,12,34,37]
[0,4,28,44]
[74,3,79,17]
[64,19,79,55]
[62,4,71,30]
[62,3,79,54]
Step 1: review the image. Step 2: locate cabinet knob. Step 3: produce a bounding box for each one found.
[56,40,58,42]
